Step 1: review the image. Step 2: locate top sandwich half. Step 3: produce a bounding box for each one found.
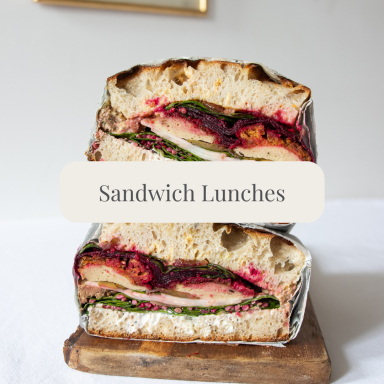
[88,58,314,163]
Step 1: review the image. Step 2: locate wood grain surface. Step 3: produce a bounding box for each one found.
[63,297,331,383]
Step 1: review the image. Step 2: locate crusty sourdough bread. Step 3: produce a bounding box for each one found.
[89,133,172,162]
[98,223,305,299]
[107,58,310,125]
[87,305,290,342]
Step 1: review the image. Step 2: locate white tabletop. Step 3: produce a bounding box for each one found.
[1,200,383,384]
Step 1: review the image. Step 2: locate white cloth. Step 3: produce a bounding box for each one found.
[1,200,383,383]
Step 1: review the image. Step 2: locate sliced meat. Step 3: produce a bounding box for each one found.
[77,283,116,304]
[141,116,216,144]
[174,282,247,302]
[78,264,149,291]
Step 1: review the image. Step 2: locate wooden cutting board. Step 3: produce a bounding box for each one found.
[64,297,331,383]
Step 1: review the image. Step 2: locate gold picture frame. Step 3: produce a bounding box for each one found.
[33,0,208,17]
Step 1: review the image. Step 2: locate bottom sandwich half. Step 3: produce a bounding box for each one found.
[74,223,310,343]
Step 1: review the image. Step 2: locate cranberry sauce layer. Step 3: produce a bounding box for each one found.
[75,247,259,296]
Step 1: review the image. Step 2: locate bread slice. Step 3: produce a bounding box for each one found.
[108,58,310,125]
[89,132,172,162]
[87,305,290,342]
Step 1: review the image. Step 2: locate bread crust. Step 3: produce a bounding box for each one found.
[106,58,311,124]
[87,328,289,343]
[107,58,309,96]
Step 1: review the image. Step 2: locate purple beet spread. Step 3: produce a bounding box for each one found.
[165,105,314,161]
[75,248,258,295]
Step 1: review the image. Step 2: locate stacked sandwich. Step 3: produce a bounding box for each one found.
[75,58,315,344]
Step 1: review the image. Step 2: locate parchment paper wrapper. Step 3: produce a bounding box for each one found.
[75,222,311,347]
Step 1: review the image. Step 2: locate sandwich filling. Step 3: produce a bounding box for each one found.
[76,243,280,318]
[91,100,313,162]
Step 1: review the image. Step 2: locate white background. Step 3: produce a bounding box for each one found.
[1,1,384,384]
[1,201,383,384]
[1,0,384,220]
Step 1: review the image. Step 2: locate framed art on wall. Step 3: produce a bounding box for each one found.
[34,0,208,17]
